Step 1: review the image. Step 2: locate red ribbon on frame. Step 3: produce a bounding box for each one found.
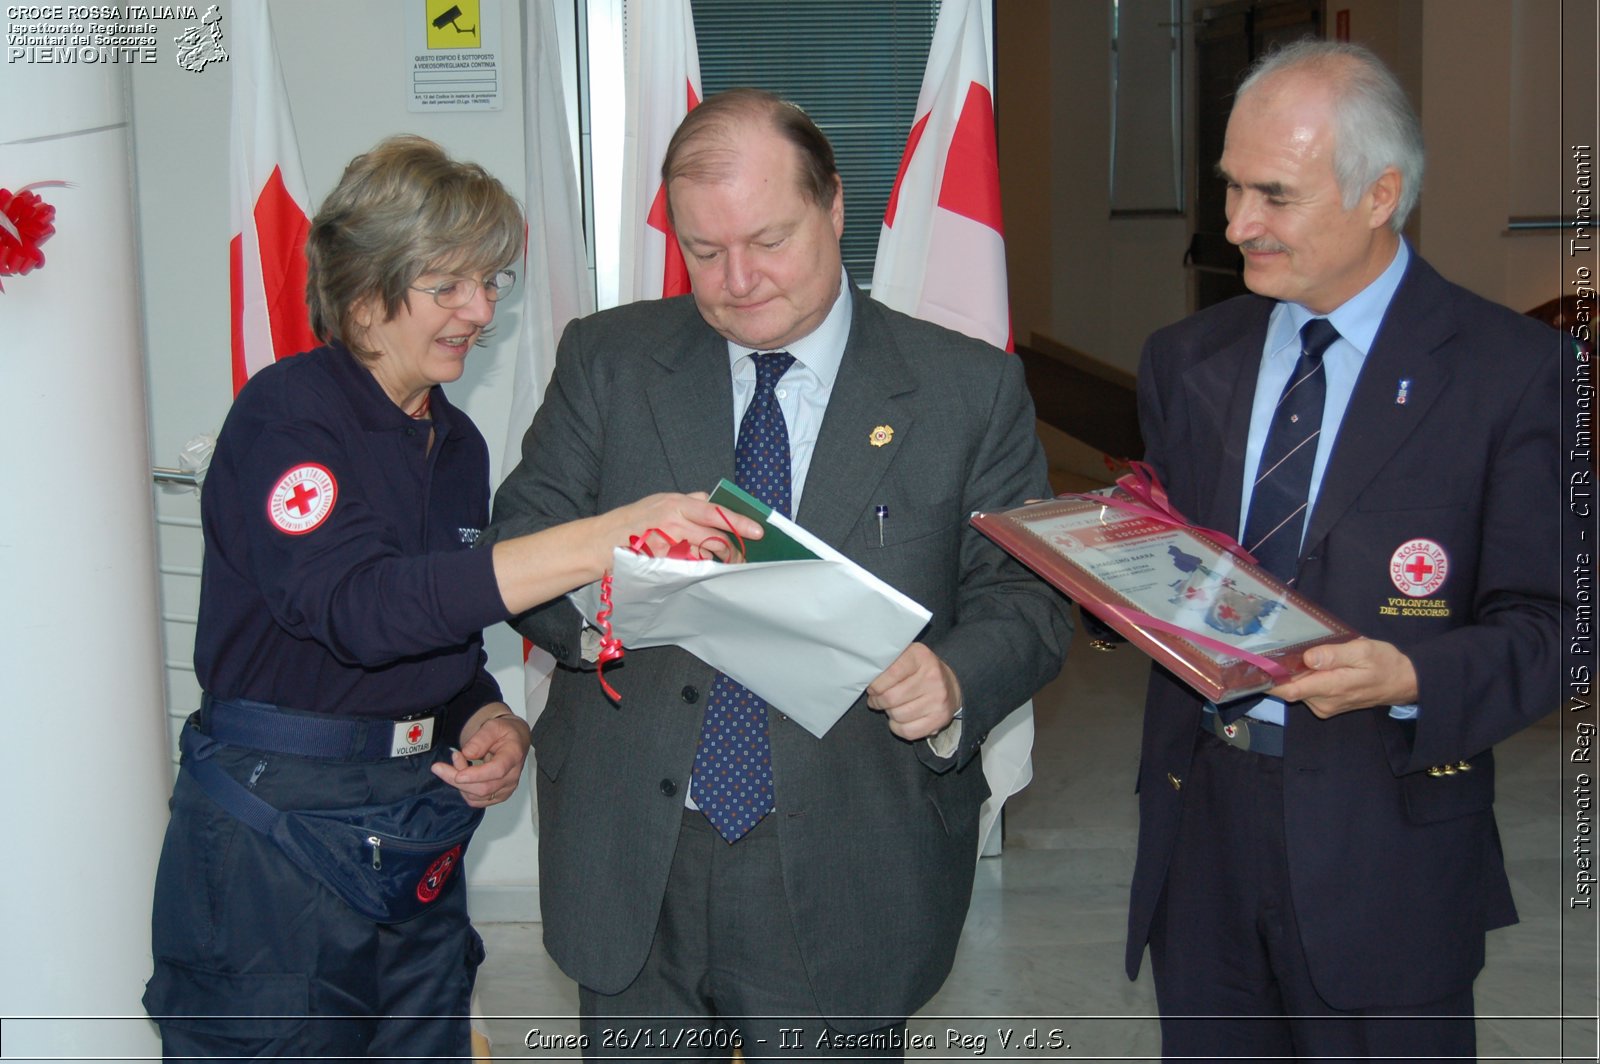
[0,181,69,292]
[593,510,743,703]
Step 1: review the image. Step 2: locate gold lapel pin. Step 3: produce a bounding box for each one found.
[869,425,894,447]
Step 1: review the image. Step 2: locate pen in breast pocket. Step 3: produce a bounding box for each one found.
[875,504,889,546]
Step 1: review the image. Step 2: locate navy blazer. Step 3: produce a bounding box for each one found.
[488,287,1072,1028]
[1126,254,1571,1009]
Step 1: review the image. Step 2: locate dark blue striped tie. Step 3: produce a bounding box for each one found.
[691,351,795,842]
[1222,318,1338,724]
[1242,318,1339,582]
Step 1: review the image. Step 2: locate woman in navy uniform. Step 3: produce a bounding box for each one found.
[142,136,756,1061]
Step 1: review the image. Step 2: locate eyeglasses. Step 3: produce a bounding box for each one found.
[410,269,517,309]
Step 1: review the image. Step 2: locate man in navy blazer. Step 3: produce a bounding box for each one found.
[489,89,1071,1054]
[1127,40,1570,1057]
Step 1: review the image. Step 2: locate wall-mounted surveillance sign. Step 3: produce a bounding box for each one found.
[407,0,502,112]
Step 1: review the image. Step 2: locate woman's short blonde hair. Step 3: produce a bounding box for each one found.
[305,135,524,354]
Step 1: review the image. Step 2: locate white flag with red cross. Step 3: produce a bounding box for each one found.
[872,0,1011,353]
[228,0,317,396]
[618,0,701,303]
[871,0,1029,854]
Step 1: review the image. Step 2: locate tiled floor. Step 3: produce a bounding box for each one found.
[473,634,1597,1060]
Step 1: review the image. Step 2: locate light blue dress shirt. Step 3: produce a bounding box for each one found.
[725,271,853,514]
[1231,239,1417,724]
[720,275,965,756]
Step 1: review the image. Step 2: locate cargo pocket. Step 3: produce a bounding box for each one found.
[144,958,308,1052]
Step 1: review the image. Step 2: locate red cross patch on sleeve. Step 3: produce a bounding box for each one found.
[267,464,338,535]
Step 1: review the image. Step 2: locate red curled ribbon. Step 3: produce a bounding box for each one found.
[1055,461,1292,687]
[0,181,69,292]
[594,572,625,702]
[592,510,741,703]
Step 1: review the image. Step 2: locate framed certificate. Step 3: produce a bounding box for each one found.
[972,491,1359,703]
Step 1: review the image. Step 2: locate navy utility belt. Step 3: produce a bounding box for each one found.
[181,696,481,924]
[199,694,441,761]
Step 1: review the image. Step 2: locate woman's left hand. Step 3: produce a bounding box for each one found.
[431,702,532,807]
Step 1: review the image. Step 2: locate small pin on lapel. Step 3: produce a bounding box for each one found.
[1395,378,1411,405]
[869,425,894,447]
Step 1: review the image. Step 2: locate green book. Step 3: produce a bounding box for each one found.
[707,479,819,563]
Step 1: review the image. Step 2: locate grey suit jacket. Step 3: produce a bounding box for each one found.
[488,286,1072,1027]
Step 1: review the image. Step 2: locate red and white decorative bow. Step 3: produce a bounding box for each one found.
[594,511,744,702]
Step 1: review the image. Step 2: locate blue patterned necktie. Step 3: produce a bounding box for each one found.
[1222,318,1338,725]
[1242,317,1339,582]
[691,351,795,842]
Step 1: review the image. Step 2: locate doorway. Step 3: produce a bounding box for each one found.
[1187,0,1323,311]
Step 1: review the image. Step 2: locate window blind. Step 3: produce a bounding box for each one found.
[690,0,940,285]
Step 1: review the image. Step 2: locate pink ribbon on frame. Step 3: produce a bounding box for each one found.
[1055,461,1292,686]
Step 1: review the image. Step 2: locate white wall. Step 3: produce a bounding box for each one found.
[133,0,542,918]
[1415,0,1594,315]
[0,59,171,1061]
[1043,0,1192,375]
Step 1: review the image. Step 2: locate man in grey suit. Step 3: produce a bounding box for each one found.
[488,88,1071,1056]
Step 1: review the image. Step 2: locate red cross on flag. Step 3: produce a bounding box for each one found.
[871,0,1025,855]
[618,0,701,303]
[871,0,1011,353]
[229,0,317,396]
